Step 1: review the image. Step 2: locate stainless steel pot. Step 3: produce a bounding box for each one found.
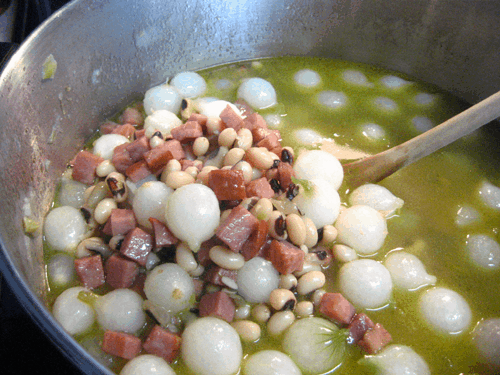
[1,0,499,373]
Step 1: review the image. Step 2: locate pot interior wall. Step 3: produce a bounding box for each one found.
[0,0,499,373]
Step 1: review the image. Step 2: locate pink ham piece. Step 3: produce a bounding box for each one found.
[199,291,236,323]
[72,150,104,185]
[358,323,392,354]
[103,209,137,237]
[187,113,208,127]
[348,313,376,344]
[208,169,247,201]
[142,325,182,363]
[120,227,153,266]
[245,177,275,199]
[319,292,356,325]
[111,143,134,174]
[268,239,305,275]
[125,136,150,163]
[74,254,105,289]
[125,160,154,182]
[205,265,238,287]
[120,107,143,126]
[240,220,269,261]
[277,161,295,190]
[143,147,174,175]
[243,112,267,131]
[100,121,119,134]
[111,124,136,139]
[216,205,258,252]
[162,139,186,160]
[102,330,142,360]
[220,105,244,131]
[256,131,281,151]
[149,218,179,249]
[171,120,203,143]
[105,254,139,289]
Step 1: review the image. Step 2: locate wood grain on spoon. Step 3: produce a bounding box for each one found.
[343,90,500,188]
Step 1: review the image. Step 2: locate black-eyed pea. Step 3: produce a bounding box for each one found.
[83,185,95,203]
[232,161,253,184]
[240,197,259,211]
[286,213,306,246]
[300,244,309,254]
[165,171,195,189]
[150,134,165,148]
[96,159,117,177]
[180,98,195,121]
[252,167,263,181]
[94,198,117,224]
[234,304,251,320]
[312,289,327,306]
[265,168,279,181]
[206,116,223,135]
[246,147,274,170]
[223,147,245,167]
[176,243,198,273]
[189,264,205,277]
[251,303,271,323]
[160,159,182,182]
[105,172,128,203]
[295,301,314,317]
[231,320,261,342]
[145,252,161,270]
[76,237,111,258]
[293,260,321,277]
[250,198,273,221]
[269,288,296,311]
[279,274,298,290]
[209,245,245,270]
[297,270,326,295]
[320,224,338,245]
[193,160,203,170]
[197,166,218,185]
[185,166,199,179]
[267,311,295,336]
[204,146,229,169]
[220,209,232,223]
[303,216,318,248]
[193,136,210,157]
[281,147,294,164]
[234,128,253,150]
[218,127,237,148]
[86,181,112,209]
[109,234,125,251]
[268,211,287,240]
[332,244,358,263]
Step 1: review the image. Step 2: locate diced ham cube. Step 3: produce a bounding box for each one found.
[162,139,185,160]
[243,112,267,131]
[348,313,376,344]
[134,129,146,139]
[220,105,244,131]
[125,136,150,163]
[74,255,105,289]
[180,159,202,171]
[187,113,208,127]
[105,254,139,289]
[149,218,179,249]
[130,273,147,299]
[111,124,136,139]
[120,227,153,266]
[126,160,153,182]
[171,121,203,143]
[240,220,269,261]
[143,146,174,174]
[256,131,281,151]
[216,205,258,252]
[193,279,205,299]
[234,98,254,117]
[112,143,134,174]
[120,107,144,126]
[142,325,182,363]
[245,177,275,199]
[199,291,236,323]
[100,121,119,134]
[319,292,356,325]
[72,150,104,185]
[101,330,142,359]
[205,265,237,287]
[196,238,221,267]
[268,240,305,275]
[105,209,137,236]
[277,161,295,190]
[358,323,392,354]
[208,169,247,201]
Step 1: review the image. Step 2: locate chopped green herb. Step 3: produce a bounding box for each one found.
[42,54,57,80]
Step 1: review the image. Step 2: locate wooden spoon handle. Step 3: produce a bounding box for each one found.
[343,90,500,188]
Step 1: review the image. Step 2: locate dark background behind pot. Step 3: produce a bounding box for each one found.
[0,3,81,373]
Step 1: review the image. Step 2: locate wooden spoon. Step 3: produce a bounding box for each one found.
[343,90,500,188]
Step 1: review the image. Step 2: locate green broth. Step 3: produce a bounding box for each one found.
[46,57,500,374]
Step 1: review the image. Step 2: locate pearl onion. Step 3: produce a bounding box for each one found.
[52,287,95,335]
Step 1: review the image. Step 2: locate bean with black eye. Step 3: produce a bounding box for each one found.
[281,147,294,164]
[271,159,281,169]
[251,303,271,323]
[105,172,128,203]
[279,274,298,290]
[270,178,281,193]
[269,288,297,311]
[286,183,300,200]
[268,211,287,240]
[109,234,125,251]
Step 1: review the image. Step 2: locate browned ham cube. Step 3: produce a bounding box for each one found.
[126,160,153,182]
[105,254,139,289]
[111,124,136,139]
[277,162,295,190]
[101,330,141,359]
[112,143,134,174]
[104,209,137,237]
[216,205,258,252]
[171,120,203,143]
[125,136,150,163]
[143,147,174,174]
[143,325,182,363]
[240,220,269,261]
[205,265,238,287]
[74,254,105,289]
[268,239,305,275]
[199,291,236,322]
[358,323,392,354]
[256,131,281,151]
[208,169,247,201]
[149,218,179,249]
[72,150,104,185]
[188,113,208,126]
[220,105,244,131]
[119,107,143,126]
[245,177,275,199]
[319,292,356,325]
[243,112,268,131]
[348,313,375,344]
[120,227,153,266]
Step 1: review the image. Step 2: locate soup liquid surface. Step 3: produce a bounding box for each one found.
[48,57,500,374]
